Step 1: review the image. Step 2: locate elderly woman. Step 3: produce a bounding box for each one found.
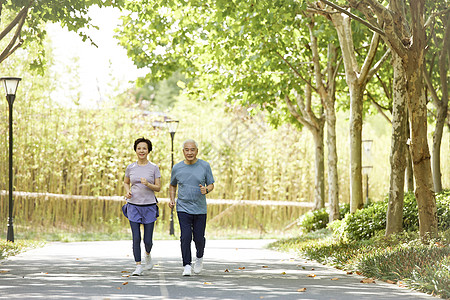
[123,137,161,276]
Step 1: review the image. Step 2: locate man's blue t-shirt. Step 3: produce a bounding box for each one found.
[170,159,215,214]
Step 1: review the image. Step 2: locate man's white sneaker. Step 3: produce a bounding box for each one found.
[132,264,144,276]
[182,264,192,276]
[194,257,203,274]
[144,253,153,270]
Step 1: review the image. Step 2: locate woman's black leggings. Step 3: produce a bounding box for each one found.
[129,221,155,262]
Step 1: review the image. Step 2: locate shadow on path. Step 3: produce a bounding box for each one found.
[0,240,435,299]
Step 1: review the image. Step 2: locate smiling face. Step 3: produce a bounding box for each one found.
[135,141,149,160]
[183,142,198,164]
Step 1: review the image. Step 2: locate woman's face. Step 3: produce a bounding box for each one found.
[135,142,149,160]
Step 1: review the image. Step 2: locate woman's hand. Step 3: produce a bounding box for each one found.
[140,177,149,186]
[125,190,132,199]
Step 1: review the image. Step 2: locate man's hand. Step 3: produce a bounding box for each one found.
[199,184,207,195]
[168,199,175,209]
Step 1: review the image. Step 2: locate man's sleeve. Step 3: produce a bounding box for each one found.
[170,165,178,186]
[206,163,215,185]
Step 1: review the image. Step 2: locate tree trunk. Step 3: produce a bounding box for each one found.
[325,93,339,221]
[308,20,340,221]
[386,53,408,236]
[312,126,325,210]
[405,121,414,191]
[431,104,446,193]
[330,14,364,213]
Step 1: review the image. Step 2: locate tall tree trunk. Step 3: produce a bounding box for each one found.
[330,14,364,213]
[431,104,447,193]
[405,0,438,240]
[405,120,415,191]
[308,19,340,220]
[349,86,364,213]
[426,16,450,194]
[312,126,325,210]
[386,53,408,236]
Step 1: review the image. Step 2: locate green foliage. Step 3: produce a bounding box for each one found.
[0,239,43,260]
[330,191,450,241]
[297,203,350,233]
[271,230,450,298]
[1,0,124,67]
[359,244,450,298]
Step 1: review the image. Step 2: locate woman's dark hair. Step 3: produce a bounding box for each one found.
[134,137,152,152]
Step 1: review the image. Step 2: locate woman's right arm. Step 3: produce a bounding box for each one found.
[124,176,132,199]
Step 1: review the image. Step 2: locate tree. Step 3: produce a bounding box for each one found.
[0,0,124,66]
[346,0,441,239]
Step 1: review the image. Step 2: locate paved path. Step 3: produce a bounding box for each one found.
[0,240,435,299]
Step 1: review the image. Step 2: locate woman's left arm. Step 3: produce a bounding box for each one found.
[144,177,161,192]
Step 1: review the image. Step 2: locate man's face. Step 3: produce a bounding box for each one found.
[183,142,198,162]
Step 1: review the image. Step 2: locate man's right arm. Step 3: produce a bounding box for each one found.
[169,184,177,208]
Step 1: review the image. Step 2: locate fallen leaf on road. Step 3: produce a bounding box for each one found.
[204,282,212,285]
[262,266,269,268]
[0,270,9,273]
[122,282,128,285]
[311,268,315,270]
[356,271,362,275]
[307,274,316,277]
[121,271,129,273]
[76,258,80,260]
[331,278,339,281]
[238,267,246,270]
[346,271,353,275]
[360,278,376,284]
[297,288,307,292]
[386,280,395,284]
[281,272,286,275]
[116,287,121,290]
[224,269,229,272]
[122,275,130,278]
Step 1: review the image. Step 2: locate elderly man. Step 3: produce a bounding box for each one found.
[169,139,215,276]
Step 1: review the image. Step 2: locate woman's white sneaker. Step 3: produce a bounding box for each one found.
[194,257,203,274]
[144,253,153,270]
[132,264,144,276]
[182,264,192,276]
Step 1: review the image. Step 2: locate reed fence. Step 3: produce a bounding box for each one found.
[0,190,313,238]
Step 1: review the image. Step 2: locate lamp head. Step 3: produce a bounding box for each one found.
[165,119,179,134]
[1,77,21,96]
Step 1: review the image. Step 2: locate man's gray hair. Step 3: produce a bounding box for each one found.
[182,139,198,149]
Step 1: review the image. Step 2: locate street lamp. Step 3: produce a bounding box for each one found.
[165,119,179,236]
[1,77,21,242]
[362,139,373,206]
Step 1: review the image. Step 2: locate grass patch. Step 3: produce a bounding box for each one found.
[269,229,450,299]
[0,239,44,260]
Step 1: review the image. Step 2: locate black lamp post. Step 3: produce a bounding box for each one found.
[166,119,179,236]
[1,77,21,242]
[362,139,373,206]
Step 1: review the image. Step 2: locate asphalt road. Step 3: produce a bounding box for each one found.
[0,239,436,299]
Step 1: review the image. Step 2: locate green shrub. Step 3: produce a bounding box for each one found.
[330,190,450,241]
[436,190,450,230]
[298,203,351,233]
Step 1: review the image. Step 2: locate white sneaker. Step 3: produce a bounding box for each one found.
[132,264,144,276]
[182,264,192,276]
[144,253,153,270]
[194,257,203,274]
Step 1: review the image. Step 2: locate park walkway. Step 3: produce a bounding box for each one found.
[0,239,435,299]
